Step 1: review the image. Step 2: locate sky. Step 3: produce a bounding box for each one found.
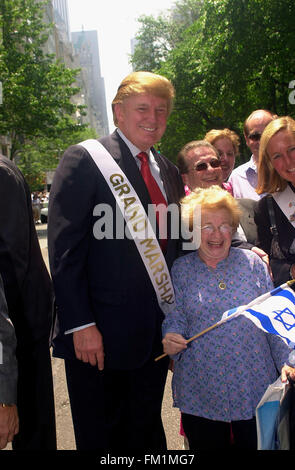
[67,0,176,131]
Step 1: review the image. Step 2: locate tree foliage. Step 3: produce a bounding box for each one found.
[18,127,97,191]
[131,0,203,71]
[0,0,87,160]
[131,0,295,163]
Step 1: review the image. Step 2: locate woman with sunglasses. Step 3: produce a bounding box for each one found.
[162,185,295,450]
[177,140,224,195]
[177,139,261,248]
[255,116,295,288]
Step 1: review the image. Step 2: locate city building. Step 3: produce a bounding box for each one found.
[71,29,109,137]
[0,0,109,159]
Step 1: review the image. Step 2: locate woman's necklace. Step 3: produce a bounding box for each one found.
[200,255,229,290]
[208,266,227,290]
[217,278,227,290]
[198,251,230,290]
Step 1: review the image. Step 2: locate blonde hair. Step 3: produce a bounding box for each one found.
[257,116,295,194]
[181,185,241,231]
[205,128,240,155]
[112,71,175,126]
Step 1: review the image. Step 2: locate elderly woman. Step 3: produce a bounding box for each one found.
[255,116,295,287]
[205,128,240,189]
[162,186,295,450]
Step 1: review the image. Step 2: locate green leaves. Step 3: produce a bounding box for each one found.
[131,0,295,163]
[0,0,86,161]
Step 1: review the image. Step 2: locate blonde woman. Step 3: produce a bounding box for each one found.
[205,128,240,185]
[255,116,295,287]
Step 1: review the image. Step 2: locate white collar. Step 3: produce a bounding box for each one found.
[117,128,151,158]
[249,155,258,171]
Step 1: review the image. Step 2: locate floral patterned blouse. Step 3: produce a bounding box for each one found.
[162,248,290,422]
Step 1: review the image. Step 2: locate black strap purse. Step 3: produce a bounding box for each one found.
[266,195,286,260]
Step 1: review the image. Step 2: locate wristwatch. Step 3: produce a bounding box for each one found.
[0,403,14,408]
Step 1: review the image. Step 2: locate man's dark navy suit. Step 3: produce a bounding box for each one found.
[48,130,185,449]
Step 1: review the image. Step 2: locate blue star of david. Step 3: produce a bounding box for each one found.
[274,307,295,331]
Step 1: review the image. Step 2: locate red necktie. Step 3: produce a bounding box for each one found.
[137,152,167,251]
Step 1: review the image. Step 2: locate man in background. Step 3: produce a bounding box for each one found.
[229,109,276,199]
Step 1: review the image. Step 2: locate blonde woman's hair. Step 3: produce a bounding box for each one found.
[181,185,241,231]
[112,71,175,126]
[205,128,240,155]
[257,116,295,194]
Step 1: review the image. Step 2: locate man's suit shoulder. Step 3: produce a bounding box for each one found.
[0,154,13,169]
[152,149,182,183]
[55,142,101,184]
[0,155,29,202]
[156,151,179,169]
[0,155,23,182]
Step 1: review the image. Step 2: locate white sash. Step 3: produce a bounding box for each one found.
[79,139,175,314]
[273,185,295,228]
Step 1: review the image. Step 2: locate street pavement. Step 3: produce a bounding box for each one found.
[36,223,183,450]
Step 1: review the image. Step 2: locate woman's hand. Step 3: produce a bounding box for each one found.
[251,246,273,279]
[162,333,187,356]
[251,246,269,264]
[281,364,295,383]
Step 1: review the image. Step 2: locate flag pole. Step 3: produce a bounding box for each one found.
[155,280,295,362]
[155,320,225,362]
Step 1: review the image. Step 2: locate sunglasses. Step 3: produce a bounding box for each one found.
[248,132,262,141]
[189,159,221,172]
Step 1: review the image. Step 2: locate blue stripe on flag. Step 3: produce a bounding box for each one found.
[224,307,238,318]
[246,308,280,336]
[245,307,293,346]
[273,289,295,305]
[270,286,283,296]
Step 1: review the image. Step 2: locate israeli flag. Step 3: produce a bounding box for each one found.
[221,283,295,347]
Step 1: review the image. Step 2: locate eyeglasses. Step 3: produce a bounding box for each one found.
[248,132,262,142]
[189,159,221,172]
[201,223,233,234]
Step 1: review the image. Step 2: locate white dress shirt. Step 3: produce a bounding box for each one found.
[228,155,266,200]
